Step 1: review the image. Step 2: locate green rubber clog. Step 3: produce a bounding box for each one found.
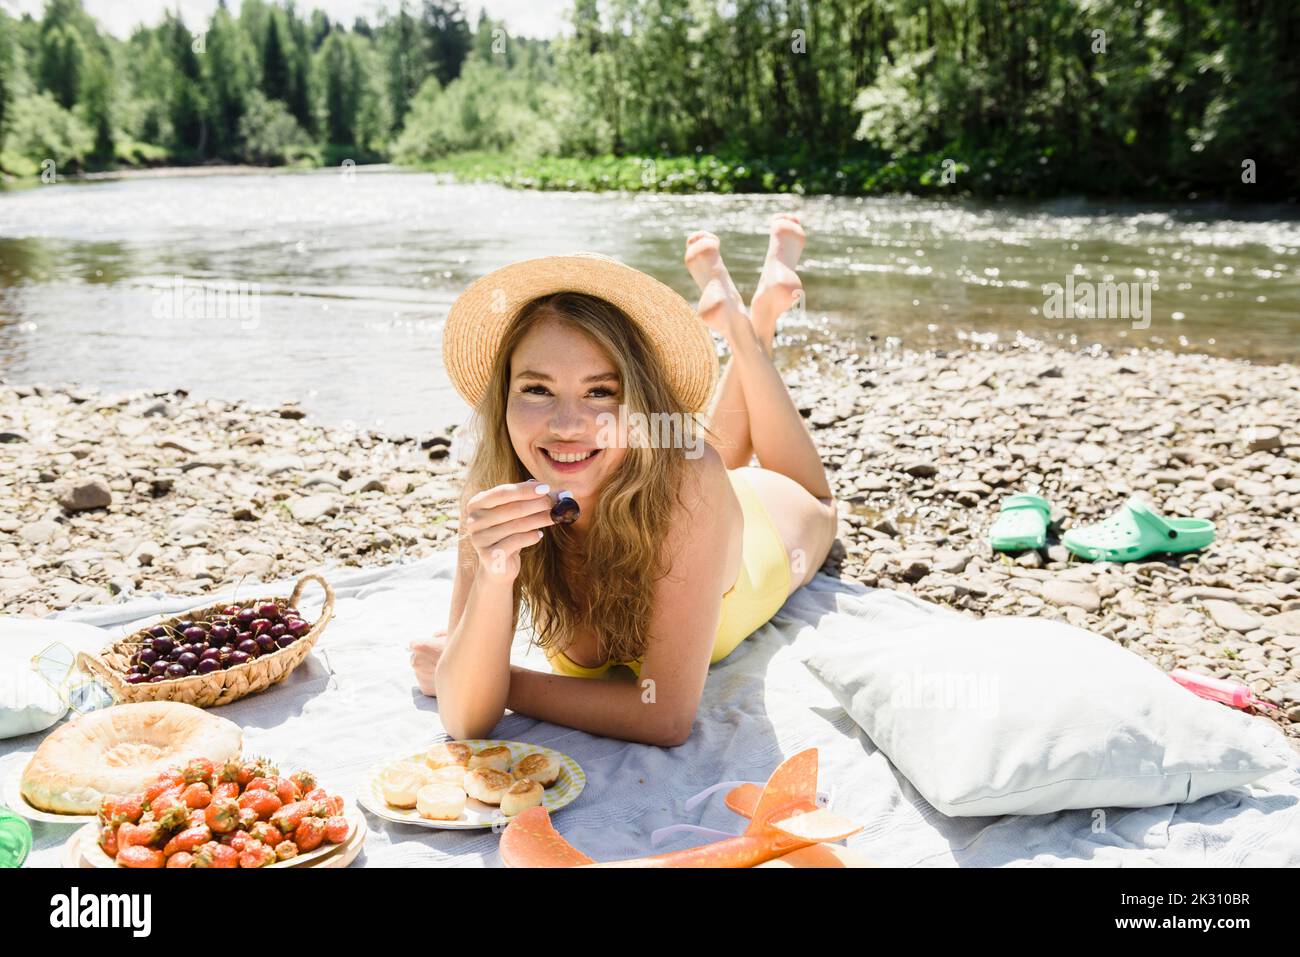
[988,493,1051,552]
[1062,496,1215,562]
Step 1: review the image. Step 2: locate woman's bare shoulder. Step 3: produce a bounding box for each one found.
[663,443,740,544]
[654,441,742,618]
[681,442,731,506]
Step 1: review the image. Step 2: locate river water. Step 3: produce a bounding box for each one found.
[1,168,1296,434]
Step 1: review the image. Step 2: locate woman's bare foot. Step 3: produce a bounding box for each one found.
[749,213,806,345]
[684,230,750,341]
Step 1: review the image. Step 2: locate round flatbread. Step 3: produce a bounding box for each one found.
[467,745,511,772]
[416,783,467,821]
[464,767,512,805]
[20,701,242,815]
[379,761,436,809]
[500,779,543,816]
[512,752,561,787]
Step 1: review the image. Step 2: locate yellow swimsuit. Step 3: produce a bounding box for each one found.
[543,468,793,679]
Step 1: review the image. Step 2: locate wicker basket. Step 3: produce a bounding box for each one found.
[77,573,335,709]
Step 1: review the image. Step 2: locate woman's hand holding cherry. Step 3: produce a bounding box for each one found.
[464,479,555,584]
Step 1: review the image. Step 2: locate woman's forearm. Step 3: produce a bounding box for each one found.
[435,573,516,739]
[505,666,679,747]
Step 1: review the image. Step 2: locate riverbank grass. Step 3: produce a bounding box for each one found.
[411,145,1065,197]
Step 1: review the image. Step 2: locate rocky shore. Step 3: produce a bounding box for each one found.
[4,341,1300,748]
[1,385,464,615]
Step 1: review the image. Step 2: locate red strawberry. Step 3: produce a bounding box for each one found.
[238,842,277,868]
[205,797,240,833]
[324,816,349,844]
[181,782,212,809]
[192,841,238,868]
[117,845,164,868]
[237,788,282,820]
[162,825,212,857]
[293,817,325,852]
[274,778,302,805]
[182,757,215,786]
[270,800,312,835]
[97,825,119,858]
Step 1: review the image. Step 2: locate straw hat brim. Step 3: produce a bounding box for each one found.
[442,253,719,413]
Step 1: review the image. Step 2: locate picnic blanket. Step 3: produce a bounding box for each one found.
[5,548,1300,867]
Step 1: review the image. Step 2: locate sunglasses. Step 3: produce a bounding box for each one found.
[30,642,115,715]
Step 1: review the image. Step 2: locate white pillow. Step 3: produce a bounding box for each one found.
[0,618,111,740]
[799,615,1293,817]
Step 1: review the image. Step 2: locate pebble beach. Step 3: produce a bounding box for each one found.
[5,340,1300,750]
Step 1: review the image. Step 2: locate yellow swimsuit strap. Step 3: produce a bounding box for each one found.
[546,646,615,678]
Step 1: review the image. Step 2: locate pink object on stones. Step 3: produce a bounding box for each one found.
[1169,669,1282,713]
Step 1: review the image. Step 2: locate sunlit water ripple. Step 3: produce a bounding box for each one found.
[1,169,1296,433]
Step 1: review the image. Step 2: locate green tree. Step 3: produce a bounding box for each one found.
[3,0,1296,198]
[7,90,93,171]
[79,50,114,163]
[381,1,420,133]
[202,3,255,157]
[471,9,498,66]
[286,9,315,133]
[309,9,332,49]
[165,13,207,154]
[393,59,562,161]
[122,27,172,147]
[318,31,361,144]
[238,88,313,163]
[421,0,472,87]
[262,13,291,103]
[0,8,13,154]
[39,23,86,109]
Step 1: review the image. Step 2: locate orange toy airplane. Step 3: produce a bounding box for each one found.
[498,747,867,867]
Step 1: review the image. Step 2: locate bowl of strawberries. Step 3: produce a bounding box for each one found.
[67,754,364,868]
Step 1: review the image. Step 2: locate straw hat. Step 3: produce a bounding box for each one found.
[442,252,719,413]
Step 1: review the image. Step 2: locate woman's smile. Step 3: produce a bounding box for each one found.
[539,444,604,472]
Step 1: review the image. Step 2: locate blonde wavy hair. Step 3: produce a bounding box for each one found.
[459,291,720,665]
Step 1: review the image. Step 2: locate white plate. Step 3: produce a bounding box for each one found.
[3,762,98,826]
[358,739,585,830]
[74,807,364,868]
